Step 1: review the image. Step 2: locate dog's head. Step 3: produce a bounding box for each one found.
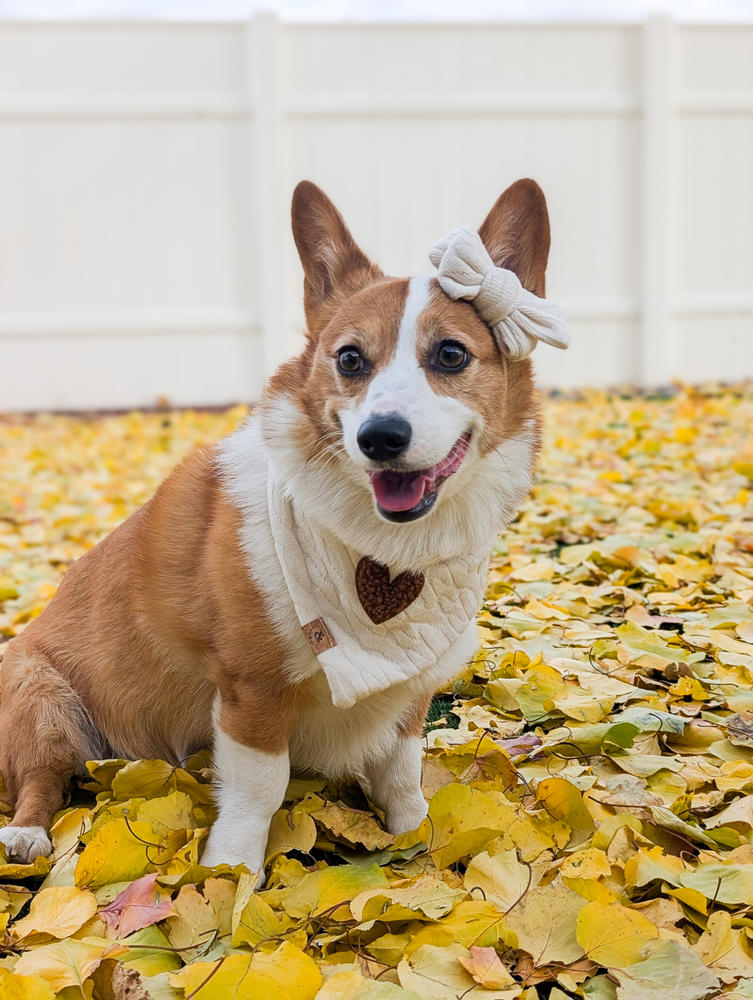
[260,180,548,565]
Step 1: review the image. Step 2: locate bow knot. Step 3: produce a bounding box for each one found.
[429,227,570,361]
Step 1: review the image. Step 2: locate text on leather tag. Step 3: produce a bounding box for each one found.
[302,618,337,655]
[356,556,425,625]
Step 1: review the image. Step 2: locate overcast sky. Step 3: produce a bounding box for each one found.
[1,0,752,20]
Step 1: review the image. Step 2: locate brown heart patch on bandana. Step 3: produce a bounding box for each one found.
[356,557,425,625]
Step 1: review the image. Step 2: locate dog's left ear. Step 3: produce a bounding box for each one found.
[291,181,383,335]
[478,179,551,298]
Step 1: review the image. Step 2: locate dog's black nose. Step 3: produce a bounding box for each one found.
[357,414,412,461]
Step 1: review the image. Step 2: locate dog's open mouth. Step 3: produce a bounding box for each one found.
[368,432,471,522]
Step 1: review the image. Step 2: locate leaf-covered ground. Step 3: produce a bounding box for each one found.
[1,386,753,1000]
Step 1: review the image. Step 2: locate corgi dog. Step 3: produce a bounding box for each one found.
[0,178,561,883]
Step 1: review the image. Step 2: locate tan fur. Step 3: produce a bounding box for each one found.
[397,694,434,738]
[0,177,550,859]
[0,448,293,819]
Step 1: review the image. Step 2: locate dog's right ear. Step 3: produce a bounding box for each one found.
[291,181,382,335]
[478,178,551,298]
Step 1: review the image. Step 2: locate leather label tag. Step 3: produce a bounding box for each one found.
[302,618,337,655]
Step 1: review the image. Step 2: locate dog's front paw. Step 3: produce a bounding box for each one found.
[386,797,428,837]
[0,825,52,864]
[200,830,266,888]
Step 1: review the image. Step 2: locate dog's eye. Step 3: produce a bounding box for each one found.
[337,346,368,376]
[435,340,470,371]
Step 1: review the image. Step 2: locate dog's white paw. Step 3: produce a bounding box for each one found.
[386,797,428,836]
[200,831,266,888]
[0,825,52,863]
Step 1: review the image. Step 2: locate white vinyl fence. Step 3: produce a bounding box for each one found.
[0,16,752,410]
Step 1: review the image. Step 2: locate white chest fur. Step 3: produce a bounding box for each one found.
[216,418,488,776]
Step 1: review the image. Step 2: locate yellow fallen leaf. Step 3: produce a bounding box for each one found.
[405,900,515,955]
[366,930,415,966]
[351,874,466,923]
[166,878,235,962]
[265,807,318,861]
[169,941,321,999]
[559,848,612,881]
[282,862,389,921]
[0,968,55,1000]
[14,936,125,992]
[504,877,585,966]
[0,885,33,918]
[110,758,213,806]
[427,783,515,869]
[75,818,157,889]
[315,970,422,998]
[232,871,292,948]
[613,939,720,1000]
[117,924,183,977]
[463,849,543,912]
[576,900,660,969]
[308,800,394,851]
[136,790,197,837]
[0,853,51,880]
[457,945,516,988]
[398,943,517,1000]
[12,885,98,941]
[694,910,753,983]
[49,807,91,861]
[535,776,595,842]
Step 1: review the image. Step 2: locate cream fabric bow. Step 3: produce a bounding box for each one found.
[429,227,570,361]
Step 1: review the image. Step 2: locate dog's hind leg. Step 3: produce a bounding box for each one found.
[0,641,99,863]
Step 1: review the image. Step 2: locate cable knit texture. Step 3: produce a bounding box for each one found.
[429,227,570,360]
[267,475,488,708]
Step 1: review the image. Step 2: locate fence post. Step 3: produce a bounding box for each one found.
[640,16,675,388]
[246,12,288,385]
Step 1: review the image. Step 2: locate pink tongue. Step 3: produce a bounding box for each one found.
[371,471,430,512]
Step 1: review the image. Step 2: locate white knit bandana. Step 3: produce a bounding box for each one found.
[429,227,570,360]
[267,475,488,709]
